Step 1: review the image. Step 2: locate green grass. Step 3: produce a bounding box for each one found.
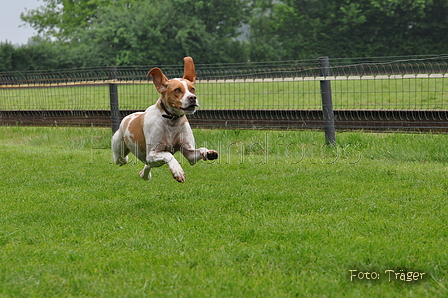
[0,126,447,297]
[1,77,446,110]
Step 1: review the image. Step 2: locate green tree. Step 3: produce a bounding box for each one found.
[16,0,448,68]
[21,0,251,66]
[21,0,139,40]
[249,0,448,60]
[71,0,250,65]
[0,43,15,72]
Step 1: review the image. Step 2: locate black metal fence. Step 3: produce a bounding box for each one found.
[1,55,447,132]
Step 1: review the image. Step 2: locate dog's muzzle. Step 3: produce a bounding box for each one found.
[181,95,199,113]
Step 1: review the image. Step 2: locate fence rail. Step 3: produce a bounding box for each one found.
[1,55,447,131]
[1,109,447,133]
[2,54,447,82]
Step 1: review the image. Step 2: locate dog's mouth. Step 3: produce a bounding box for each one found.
[180,104,199,114]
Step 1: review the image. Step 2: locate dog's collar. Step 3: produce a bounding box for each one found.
[160,102,184,120]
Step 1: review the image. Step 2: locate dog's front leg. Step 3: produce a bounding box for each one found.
[147,151,186,183]
[181,144,219,165]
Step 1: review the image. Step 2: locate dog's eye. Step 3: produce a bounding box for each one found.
[190,88,195,93]
[174,88,181,93]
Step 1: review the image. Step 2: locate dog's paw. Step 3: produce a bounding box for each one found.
[170,163,186,182]
[139,169,152,181]
[172,171,186,183]
[206,150,219,160]
[116,156,128,166]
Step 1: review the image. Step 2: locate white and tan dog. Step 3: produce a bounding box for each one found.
[112,57,218,183]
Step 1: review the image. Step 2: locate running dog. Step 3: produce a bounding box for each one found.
[112,57,218,182]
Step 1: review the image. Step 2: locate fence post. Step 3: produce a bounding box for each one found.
[318,57,336,145]
[109,66,120,134]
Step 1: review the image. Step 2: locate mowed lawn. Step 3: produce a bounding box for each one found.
[0,126,447,297]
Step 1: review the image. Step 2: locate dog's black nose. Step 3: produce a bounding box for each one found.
[188,95,197,104]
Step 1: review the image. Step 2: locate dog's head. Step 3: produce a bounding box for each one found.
[147,57,198,117]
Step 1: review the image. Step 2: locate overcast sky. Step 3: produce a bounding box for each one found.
[0,0,41,45]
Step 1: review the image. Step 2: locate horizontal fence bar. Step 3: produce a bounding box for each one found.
[1,109,447,132]
[1,73,446,89]
[0,81,111,88]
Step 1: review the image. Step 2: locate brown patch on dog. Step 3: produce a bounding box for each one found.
[126,113,146,153]
[166,80,188,110]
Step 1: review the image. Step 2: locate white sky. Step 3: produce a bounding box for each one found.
[0,0,42,45]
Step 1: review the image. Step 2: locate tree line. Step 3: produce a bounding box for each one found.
[1,0,448,71]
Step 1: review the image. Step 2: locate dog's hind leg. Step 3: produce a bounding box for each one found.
[112,129,130,165]
[139,165,152,180]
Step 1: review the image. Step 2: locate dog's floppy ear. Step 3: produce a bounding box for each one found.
[147,68,169,93]
[182,57,196,83]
